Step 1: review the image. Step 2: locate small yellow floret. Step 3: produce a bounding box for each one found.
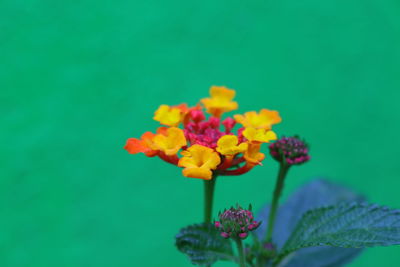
[242,127,277,143]
[200,86,238,117]
[178,144,221,180]
[216,135,248,156]
[234,109,281,130]
[152,127,187,156]
[154,105,184,126]
[244,143,265,165]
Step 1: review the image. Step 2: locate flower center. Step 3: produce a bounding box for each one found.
[184,117,227,148]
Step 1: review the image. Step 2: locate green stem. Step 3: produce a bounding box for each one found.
[204,175,217,224]
[250,233,262,267]
[265,163,290,242]
[234,238,246,267]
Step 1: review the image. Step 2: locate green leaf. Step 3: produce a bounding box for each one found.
[256,179,365,247]
[277,246,361,267]
[279,202,400,261]
[256,179,364,267]
[175,223,236,266]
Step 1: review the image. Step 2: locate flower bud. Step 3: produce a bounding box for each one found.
[189,109,206,122]
[208,117,220,129]
[222,117,236,133]
[220,232,230,238]
[269,136,310,166]
[214,205,261,240]
[260,242,276,258]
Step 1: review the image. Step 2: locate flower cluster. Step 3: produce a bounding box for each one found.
[215,205,260,240]
[269,136,310,165]
[124,86,281,180]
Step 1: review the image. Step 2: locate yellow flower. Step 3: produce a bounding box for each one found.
[244,143,265,165]
[200,86,238,117]
[216,135,248,156]
[178,144,221,180]
[154,105,185,126]
[152,127,187,156]
[234,109,281,130]
[242,127,277,143]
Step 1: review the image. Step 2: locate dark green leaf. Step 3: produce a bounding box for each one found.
[256,179,364,247]
[279,202,400,261]
[175,223,236,266]
[276,246,361,267]
[256,179,363,267]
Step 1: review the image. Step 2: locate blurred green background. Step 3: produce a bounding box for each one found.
[2,0,400,266]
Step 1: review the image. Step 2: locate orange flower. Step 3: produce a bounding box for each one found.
[200,86,238,117]
[124,132,158,157]
[178,145,221,180]
[234,109,281,130]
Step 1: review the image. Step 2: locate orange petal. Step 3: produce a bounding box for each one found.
[124,138,148,154]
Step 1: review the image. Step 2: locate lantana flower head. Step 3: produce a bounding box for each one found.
[124,86,282,180]
[215,204,261,240]
[269,136,310,166]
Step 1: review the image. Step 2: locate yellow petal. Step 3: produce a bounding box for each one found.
[178,144,221,180]
[216,135,248,156]
[243,128,277,143]
[210,86,235,100]
[264,130,277,141]
[244,143,265,165]
[233,114,246,125]
[182,167,213,180]
[153,127,187,155]
[234,109,281,129]
[153,105,184,126]
[200,86,238,117]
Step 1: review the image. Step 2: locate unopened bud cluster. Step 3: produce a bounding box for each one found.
[269,136,310,165]
[215,205,260,240]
